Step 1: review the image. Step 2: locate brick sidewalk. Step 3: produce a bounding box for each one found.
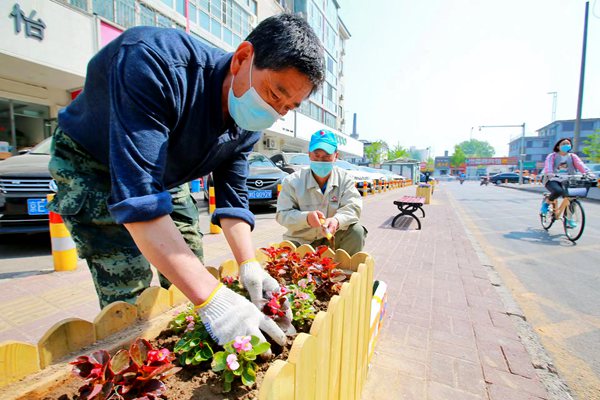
[0,184,551,399]
[362,186,550,400]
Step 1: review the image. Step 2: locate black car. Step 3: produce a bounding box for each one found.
[204,152,288,205]
[269,152,310,174]
[0,138,54,234]
[489,172,531,184]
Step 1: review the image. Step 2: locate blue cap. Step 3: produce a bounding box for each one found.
[309,129,338,154]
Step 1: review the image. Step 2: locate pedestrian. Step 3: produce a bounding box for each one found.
[48,13,324,346]
[276,129,367,255]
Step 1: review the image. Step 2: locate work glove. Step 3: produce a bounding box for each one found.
[196,283,287,347]
[239,259,280,307]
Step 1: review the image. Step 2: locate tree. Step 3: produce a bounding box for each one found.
[365,141,384,164]
[425,157,434,172]
[450,145,466,168]
[387,144,410,160]
[456,139,495,157]
[582,131,600,163]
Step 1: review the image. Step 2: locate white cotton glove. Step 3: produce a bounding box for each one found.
[239,259,280,307]
[196,283,287,347]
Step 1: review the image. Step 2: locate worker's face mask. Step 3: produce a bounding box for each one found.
[310,161,334,178]
[559,144,572,153]
[228,56,280,131]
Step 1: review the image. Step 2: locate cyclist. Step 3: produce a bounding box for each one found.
[540,138,594,227]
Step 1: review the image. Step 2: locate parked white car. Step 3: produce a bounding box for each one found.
[335,160,378,191]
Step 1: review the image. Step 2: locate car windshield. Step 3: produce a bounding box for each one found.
[335,160,360,170]
[249,153,275,167]
[289,154,310,165]
[29,138,52,155]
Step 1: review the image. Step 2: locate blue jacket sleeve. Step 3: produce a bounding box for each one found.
[105,44,178,224]
[210,138,256,230]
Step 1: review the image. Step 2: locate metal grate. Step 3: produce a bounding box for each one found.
[0,178,53,194]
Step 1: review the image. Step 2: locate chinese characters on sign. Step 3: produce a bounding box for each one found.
[465,157,518,166]
[9,3,46,41]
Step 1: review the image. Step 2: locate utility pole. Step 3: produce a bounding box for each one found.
[573,1,589,153]
[479,123,527,185]
[547,91,557,121]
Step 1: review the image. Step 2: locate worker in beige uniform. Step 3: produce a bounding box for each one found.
[276,129,366,255]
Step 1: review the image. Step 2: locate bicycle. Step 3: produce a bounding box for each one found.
[539,175,597,242]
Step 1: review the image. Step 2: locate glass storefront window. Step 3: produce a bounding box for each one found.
[116,0,136,28]
[189,3,197,23]
[93,0,114,21]
[211,17,221,36]
[176,0,185,15]
[140,4,156,26]
[200,11,210,30]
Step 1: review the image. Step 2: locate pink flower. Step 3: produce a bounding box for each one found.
[184,322,195,333]
[226,354,240,371]
[222,276,234,285]
[185,315,195,323]
[233,335,253,352]
[147,348,170,363]
[298,279,308,288]
[297,292,308,300]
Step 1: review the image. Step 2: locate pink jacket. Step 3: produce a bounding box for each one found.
[542,152,588,175]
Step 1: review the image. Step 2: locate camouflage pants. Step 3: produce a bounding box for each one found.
[289,223,367,255]
[48,129,204,308]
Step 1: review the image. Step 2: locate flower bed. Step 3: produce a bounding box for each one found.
[0,242,378,400]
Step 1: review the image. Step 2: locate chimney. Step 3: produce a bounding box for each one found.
[351,113,359,139]
[444,150,448,157]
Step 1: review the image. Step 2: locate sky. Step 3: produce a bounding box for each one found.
[337,0,600,158]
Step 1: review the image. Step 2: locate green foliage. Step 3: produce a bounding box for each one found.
[365,141,385,164]
[170,305,217,366]
[456,139,495,157]
[212,335,270,392]
[582,132,600,163]
[286,280,317,328]
[387,144,410,160]
[450,145,466,168]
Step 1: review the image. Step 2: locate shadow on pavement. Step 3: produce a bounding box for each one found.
[503,227,574,246]
[380,215,420,231]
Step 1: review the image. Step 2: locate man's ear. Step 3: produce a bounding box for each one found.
[230,41,254,75]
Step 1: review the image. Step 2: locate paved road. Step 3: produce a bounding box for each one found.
[446,181,600,400]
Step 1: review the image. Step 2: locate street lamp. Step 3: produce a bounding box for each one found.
[478,123,527,185]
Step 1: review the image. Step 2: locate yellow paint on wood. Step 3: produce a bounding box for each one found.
[220,259,239,278]
[168,284,189,306]
[334,249,352,269]
[256,248,269,264]
[327,295,344,400]
[355,264,369,398]
[93,301,138,340]
[278,240,297,250]
[0,341,40,388]
[38,318,95,369]
[135,287,171,321]
[339,279,357,400]
[296,244,315,257]
[350,252,369,272]
[287,333,317,400]
[259,359,295,400]
[309,312,331,400]
[321,247,335,260]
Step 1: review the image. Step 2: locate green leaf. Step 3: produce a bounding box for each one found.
[110,349,131,375]
[212,352,227,371]
[224,370,235,383]
[252,342,271,355]
[223,380,232,393]
[200,345,214,360]
[250,336,261,346]
[241,366,256,386]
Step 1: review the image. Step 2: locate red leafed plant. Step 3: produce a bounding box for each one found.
[262,286,293,333]
[261,245,347,295]
[70,338,180,399]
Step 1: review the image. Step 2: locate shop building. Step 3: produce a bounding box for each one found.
[0,0,361,158]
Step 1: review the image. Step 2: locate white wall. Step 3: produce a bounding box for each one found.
[0,1,96,78]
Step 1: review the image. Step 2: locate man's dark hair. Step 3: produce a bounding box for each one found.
[246,13,325,91]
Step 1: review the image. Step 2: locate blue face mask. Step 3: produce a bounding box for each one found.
[228,56,280,131]
[560,144,572,153]
[310,161,334,178]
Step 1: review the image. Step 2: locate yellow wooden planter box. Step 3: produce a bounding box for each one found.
[0,243,379,400]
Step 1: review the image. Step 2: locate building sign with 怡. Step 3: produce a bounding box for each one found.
[9,3,46,41]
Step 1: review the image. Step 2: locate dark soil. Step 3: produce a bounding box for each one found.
[41,296,330,400]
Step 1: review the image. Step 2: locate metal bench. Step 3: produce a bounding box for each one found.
[392,196,426,230]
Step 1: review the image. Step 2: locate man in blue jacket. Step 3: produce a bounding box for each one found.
[48,14,324,347]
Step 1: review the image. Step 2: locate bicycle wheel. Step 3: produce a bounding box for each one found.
[563,199,585,242]
[540,200,554,230]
